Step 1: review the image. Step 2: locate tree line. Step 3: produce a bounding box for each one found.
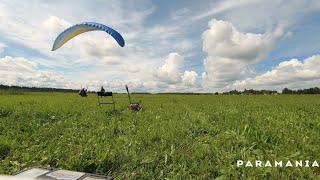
[1,84,320,95]
[220,89,278,95]
[221,87,320,95]
[0,85,78,93]
[282,87,320,94]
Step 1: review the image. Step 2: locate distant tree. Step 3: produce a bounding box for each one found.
[282,88,293,94]
[229,90,241,95]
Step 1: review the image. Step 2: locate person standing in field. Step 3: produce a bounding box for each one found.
[100,86,105,93]
[79,88,87,97]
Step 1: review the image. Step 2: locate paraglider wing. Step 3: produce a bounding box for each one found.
[51,22,125,51]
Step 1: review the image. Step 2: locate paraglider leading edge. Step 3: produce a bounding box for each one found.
[51,22,125,51]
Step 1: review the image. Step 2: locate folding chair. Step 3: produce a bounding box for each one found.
[97,91,115,110]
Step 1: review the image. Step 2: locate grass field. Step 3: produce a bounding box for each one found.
[0,92,320,179]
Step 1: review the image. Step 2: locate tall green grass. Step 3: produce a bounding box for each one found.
[0,92,320,179]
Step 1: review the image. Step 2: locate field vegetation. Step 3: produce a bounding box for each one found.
[0,92,320,179]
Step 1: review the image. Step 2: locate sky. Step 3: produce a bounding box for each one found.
[0,0,320,92]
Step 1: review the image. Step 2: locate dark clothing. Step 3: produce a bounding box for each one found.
[101,86,105,92]
[79,88,87,97]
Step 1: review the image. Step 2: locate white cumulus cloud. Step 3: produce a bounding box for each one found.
[232,55,320,90]
[42,16,71,35]
[202,19,280,89]
[156,52,184,84]
[182,70,198,86]
[0,56,70,88]
[141,52,200,91]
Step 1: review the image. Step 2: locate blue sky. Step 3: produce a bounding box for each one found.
[0,0,320,92]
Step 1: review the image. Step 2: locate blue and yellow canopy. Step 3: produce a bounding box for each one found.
[52,22,125,51]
